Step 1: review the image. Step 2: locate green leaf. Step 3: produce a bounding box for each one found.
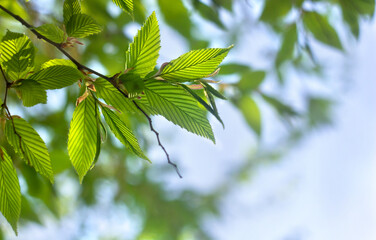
[219,63,250,75]
[15,79,47,107]
[94,78,138,113]
[237,70,265,93]
[0,30,34,80]
[260,0,292,24]
[276,24,297,67]
[200,81,226,100]
[303,11,343,50]
[63,0,81,25]
[0,146,21,234]
[101,106,149,161]
[194,1,226,29]
[112,0,133,15]
[125,11,160,78]
[180,84,224,127]
[238,96,261,136]
[68,94,98,182]
[34,24,66,44]
[157,0,192,40]
[28,65,82,90]
[5,117,54,182]
[158,46,233,82]
[66,14,102,38]
[119,73,144,96]
[41,59,76,69]
[144,80,215,142]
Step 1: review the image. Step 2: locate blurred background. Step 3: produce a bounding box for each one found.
[0,0,375,239]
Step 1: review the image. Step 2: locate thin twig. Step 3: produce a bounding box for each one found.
[0,5,182,177]
[132,100,183,178]
[0,64,26,162]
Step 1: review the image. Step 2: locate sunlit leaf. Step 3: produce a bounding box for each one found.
[5,117,54,182]
[66,14,102,38]
[68,94,98,182]
[180,84,224,127]
[101,106,149,161]
[144,80,215,142]
[0,30,34,80]
[41,59,76,69]
[159,46,233,82]
[94,78,138,113]
[28,65,83,90]
[0,146,21,235]
[112,0,133,15]
[15,79,47,107]
[34,24,66,44]
[125,11,160,78]
[63,0,81,25]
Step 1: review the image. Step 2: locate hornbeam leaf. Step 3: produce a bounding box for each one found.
[101,106,149,161]
[63,0,81,25]
[0,146,21,235]
[144,80,215,142]
[15,79,47,107]
[180,84,224,127]
[94,78,138,113]
[0,30,34,80]
[125,12,160,78]
[66,14,102,38]
[41,59,76,69]
[28,65,83,90]
[112,0,133,15]
[5,117,54,182]
[158,46,233,82]
[35,24,66,44]
[68,94,98,182]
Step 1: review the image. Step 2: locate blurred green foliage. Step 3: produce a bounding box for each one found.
[0,0,374,239]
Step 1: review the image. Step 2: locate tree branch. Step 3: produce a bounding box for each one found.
[0,4,182,177]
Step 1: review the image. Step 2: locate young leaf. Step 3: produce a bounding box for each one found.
[0,146,21,235]
[125,11,160,78]
[200,81,226,100]
[158,46,233,82]
[34,24,66,44]
[66,14,102,38]
[68,94,98,182]
[303,11,343,50]
[180,84,224,127]
[41,59,76,69]
[94,78,138,113]
[15,79,47,107]
[144,80,215,142]
[63,0,81,25]
[5,117,54,182]
[101,106,149,161]
[28,65,83,90]
[0,30,34,80]
[112,0,133,15]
